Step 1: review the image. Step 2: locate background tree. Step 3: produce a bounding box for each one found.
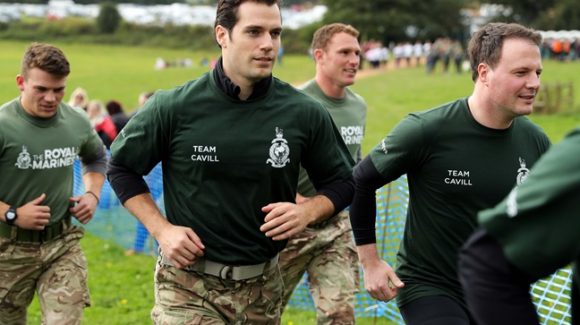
[483,0,580,30]
[484,0,556,26]
[97,2,122,34]
[543,0,580,30]
[322,0,468,43]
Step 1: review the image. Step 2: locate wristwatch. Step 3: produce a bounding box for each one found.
[4,207,17,226]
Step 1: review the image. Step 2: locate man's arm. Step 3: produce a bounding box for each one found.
[0,196,50,230]
[69,144,108,224]
[69,172,106,224]
[260,194,336,240]
[350,157,404,301]
[357,243,404,301]
[123,193,204,269]
[107,160,204,269]
[260,172,354,240]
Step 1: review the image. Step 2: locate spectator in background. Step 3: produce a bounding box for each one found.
[86,100,117,148]
[277,45,284,65]
[451,40,465,74]
[413,41,424,66]
[68,87,89,111]
[105,100,129,132]
[129,91,154,119]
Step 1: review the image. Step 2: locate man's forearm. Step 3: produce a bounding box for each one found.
[123,193,171,239]
[0,200,10,222]
[300,194,335,225]
[82,172,106,198]
[357,243,382,268]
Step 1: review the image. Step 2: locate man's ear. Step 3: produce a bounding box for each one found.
[215,25,228,48]
[477,63,489,84]
[16,75,25,92]
[313,48,324,62]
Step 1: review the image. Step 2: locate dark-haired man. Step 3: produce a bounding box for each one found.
[107,0,354,323]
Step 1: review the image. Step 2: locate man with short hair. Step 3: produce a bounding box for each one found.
[279,23,366,324]
[0,43,107,325]
[350,22,551,324]
[107,1,354,323]
[459,128,580,325]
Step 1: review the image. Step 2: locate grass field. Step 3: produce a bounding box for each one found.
[1,40,578,324]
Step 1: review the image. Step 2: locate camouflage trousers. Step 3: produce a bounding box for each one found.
[279,211,359,325]
[0,225,90,325]
[152,257,284,324]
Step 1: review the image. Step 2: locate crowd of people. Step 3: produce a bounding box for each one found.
[66,88,150,149]
[541,37,580,61]
[0,0,578,324]
[360,37,467,75]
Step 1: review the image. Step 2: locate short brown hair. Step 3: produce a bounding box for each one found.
[311,23,359,52]
[215,0,280,39]
[21,42,70,78]
[468,22,541,81]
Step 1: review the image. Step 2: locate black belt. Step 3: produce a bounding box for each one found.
[0,218,71,243]
[161,254,279,281]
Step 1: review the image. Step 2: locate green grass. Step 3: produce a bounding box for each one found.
[0,40,314,113]
[2,40,578,323]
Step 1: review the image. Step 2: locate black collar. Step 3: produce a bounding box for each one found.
[212,57,272,101]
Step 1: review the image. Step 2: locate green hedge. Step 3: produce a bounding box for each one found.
[0,16,315,53]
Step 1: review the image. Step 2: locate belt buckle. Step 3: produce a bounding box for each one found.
[219,265,233,280]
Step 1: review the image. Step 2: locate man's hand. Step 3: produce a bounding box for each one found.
[15,193,51,230]
[362,258,404,301]
[260,202,312,240]
[69,192,99,224]
[157,224,205,269]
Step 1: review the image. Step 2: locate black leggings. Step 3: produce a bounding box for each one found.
[399,296,475,325]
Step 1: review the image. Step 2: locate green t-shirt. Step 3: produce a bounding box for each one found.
[0,98,104,225]
[368,97,551,308]
[297,80,366,197]
[479,128,580,280]
[110,73,354,265]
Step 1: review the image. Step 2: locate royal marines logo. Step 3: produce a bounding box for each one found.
[506,188,519,218]
[266,127,290,168]
[380,139,388,155]
[15,146,32,169]
[516,157,529,186]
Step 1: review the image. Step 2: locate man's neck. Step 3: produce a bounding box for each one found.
[216,58,271,101]
[237,83,254,101]
[315,74,346,99]
[467,92,514,130]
